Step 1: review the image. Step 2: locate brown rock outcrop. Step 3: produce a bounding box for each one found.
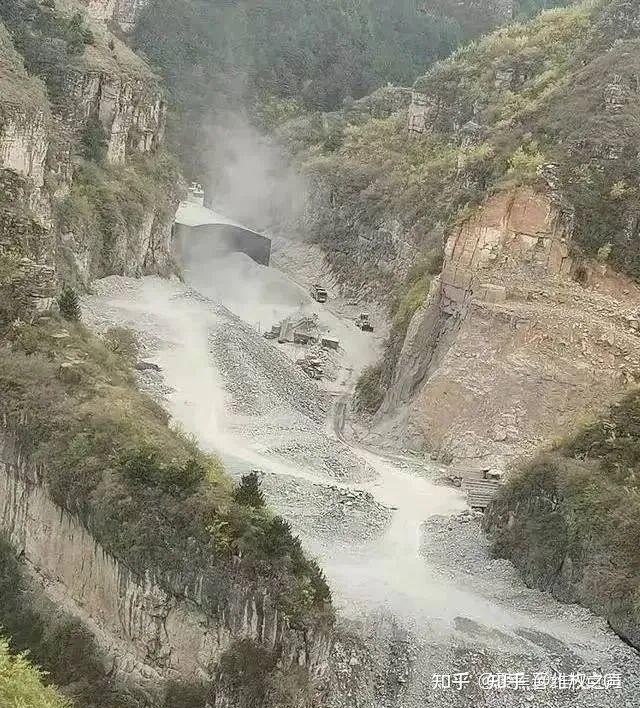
[379,188,640,469]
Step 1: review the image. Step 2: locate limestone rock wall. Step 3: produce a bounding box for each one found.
[379,188,640,468]
[116,0,149,31]
[0,12,177,317]
[62,69,166,166]
[78,0,149,30]
[78,0,117,22]
[0,433,331,703]
[0,113,48,189]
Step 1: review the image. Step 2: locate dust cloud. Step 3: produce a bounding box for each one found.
[185,251,308,331]
[202,112,307,234]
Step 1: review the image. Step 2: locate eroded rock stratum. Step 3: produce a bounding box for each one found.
[380,187,640,469]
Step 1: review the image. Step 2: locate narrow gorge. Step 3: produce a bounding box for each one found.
[1,1,640,707]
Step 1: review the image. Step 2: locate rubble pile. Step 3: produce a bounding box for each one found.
[297,353,324,379]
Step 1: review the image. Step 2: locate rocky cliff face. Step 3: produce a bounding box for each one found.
[0,430,331,705]
[285,1,640,474]
[62,68,166,166]
[278,86,416,301]
[0,20,56,316]
[378,187,640,469]
[0,3,178,319]
[79,0,149,30]
[0,112,48,190]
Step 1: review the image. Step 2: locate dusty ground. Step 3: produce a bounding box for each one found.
[82,253,640,707]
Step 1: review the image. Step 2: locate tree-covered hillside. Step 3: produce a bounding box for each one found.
[131,0,575,177]
[276,0,640,398]
[132,0,465,176]
[486,390,640,649]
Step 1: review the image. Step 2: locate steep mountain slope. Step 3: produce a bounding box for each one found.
[283,0,640,463]
[0,3,334,706]
[486,390,640,649]
[0,0,178,313]
[385,0,640,463]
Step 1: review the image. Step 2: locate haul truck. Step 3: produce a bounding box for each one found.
[310,284,328,303]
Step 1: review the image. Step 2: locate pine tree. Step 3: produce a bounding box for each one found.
[58,286,81,322]
[233,471,265,508]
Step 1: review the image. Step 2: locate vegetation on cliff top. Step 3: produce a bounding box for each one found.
[1,0,154,106]
[0,312,331,704]
[411,0,640,278]
[0,315,332,626]
[0,20,48,112]
[487,389,640,647]
[284,2,594,290]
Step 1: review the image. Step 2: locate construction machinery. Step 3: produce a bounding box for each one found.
[276,313,319,344]
[310,284,328,303]
[355,313,374,332]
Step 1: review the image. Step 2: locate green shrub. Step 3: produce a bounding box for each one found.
[57,286,80,321]
[354,364,384,415]
[216,638,310,707]
[121,447,207,498]
[163,681,209,708]
[65,12,93,55]
[505,143,546,184]
[216,639,278,708]
[392,276,429,334]
[233,471,266,508]
[0,636,70,708]
[80,116,107,164]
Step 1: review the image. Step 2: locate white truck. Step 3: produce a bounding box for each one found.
[310,284,328,303]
